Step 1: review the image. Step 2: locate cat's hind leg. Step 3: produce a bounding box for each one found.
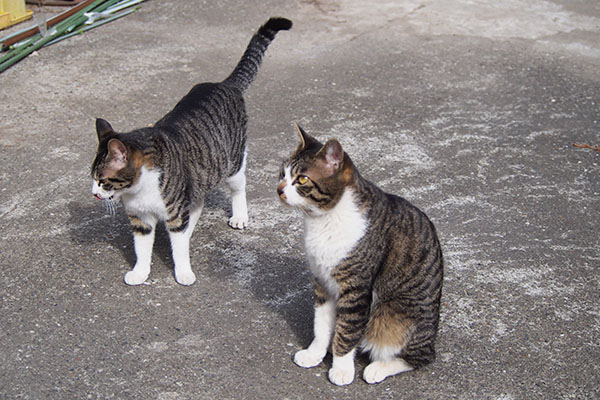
[361,303,415,384]
[124,214,157,285]
[363,358,413,384]
[225,152,248,229]
[168,205,203,286]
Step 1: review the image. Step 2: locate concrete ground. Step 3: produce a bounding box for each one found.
[1,0,599,399]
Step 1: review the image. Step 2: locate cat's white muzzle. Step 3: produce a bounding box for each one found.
[277,180,303,208]
[91,180,115,201]
[277,179,323,216]
[277,166,323,215]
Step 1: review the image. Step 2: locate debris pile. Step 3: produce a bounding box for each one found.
[0,0,144,73]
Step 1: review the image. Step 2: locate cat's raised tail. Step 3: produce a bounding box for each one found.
[224,17,292,91]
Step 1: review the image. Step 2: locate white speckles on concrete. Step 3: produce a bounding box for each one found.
[0,0,598,398]
[301,0,600,61]
[147,341,169,352]
[0,176,73,220]
[48,146,81,162]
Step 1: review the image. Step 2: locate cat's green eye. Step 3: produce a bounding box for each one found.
[297,176,309,185]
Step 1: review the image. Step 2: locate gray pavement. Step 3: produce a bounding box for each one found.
[1,0,599,399]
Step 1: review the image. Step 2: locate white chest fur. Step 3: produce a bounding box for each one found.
[304,188,367,298]
[120,166,167,220]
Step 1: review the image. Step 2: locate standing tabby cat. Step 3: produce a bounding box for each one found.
[91,17,292,286]
[277,124,443,385]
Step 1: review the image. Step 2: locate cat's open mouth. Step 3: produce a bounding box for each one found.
[94,194,114,201]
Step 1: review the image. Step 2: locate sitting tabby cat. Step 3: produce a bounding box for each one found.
[277,124,444,385]
[91,17,292,286]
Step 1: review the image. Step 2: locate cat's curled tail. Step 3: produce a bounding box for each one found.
[224,17,292,91]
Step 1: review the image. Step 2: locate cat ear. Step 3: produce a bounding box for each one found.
[294,122,320,150]
[318,139,344,176]
[106,138,128,170]
[96,118,114,142]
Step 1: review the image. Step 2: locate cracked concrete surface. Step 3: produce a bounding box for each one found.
[1,0,599,398]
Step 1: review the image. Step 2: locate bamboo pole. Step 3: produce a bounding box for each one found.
[0,0,129,73]
[1,0,98,50]
[46,7,138,46]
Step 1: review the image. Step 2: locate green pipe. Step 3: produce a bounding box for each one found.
[0,0,104,72]
[46,8,138,47]
[1,0,133,70]
[0,0,119,73]
[8,0,134,51]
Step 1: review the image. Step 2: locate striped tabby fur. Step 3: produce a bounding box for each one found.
[91,17,292,286]
[278,124,443,385]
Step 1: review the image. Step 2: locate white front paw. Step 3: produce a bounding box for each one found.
[175,269,196,286]
[124,270,148,285]
[294,349,324,368]
[228,214,248,230]
[328,365,355,386]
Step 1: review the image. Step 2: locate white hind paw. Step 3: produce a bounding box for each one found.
[228,214,248,230]
[363,362,390,384]
[124,270,148,285]
[363,359,413,384]
[294,349,324,368]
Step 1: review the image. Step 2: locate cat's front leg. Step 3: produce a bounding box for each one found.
[329,349,356,386]
[294,281,335,368]
[167,206,202,286]
[294,299,336,368]
[124,215,157,285]
[327,286,372,386]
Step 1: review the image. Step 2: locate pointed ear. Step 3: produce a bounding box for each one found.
[106,138,128,170]
[317,139,344,175]
[96,118,114,142]
[294,122,320,150]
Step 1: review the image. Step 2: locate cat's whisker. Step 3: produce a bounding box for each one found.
[292,205,310,216]
[104,198,117,216]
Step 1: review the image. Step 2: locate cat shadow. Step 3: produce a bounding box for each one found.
[68,193,314,345]
[198,190,316,345]
[201,233,315,346]
[245,249,314,345]
[201,235,372,371]
[67,200,173,274]
[67,189,234,280]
